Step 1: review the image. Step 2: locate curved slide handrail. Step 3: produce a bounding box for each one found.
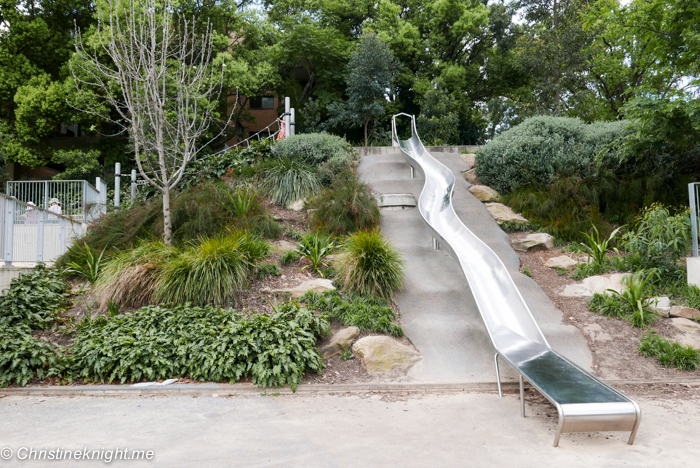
[391,114,641,447]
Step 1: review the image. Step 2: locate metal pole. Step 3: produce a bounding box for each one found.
[3,200,14,267]
[60,216,66,255]
[44,180,49,210]
[290,108,295,136]
[690,183,699,257]
[37,209,44,263]
[115,163,121,208]
[284,97,290,139]
[131,170,137,204]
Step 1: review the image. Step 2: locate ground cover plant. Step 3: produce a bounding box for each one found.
[262,158,322,206]
[307,171,381,235]
[0,267,67,387]
[68,302,329,389]
[589,271,657,328]
[336,229,405,299]
[639,332,700,371]
[301,290,403,337]
[296,233,336,277]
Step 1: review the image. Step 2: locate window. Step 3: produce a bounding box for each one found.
[249,96,275,109]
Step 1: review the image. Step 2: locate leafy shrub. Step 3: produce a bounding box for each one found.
[639,332,700,371]
[0,324,61,387]
[589,271,657,327]
[185,139,274,184]
[257,263,281,280]
[273,133,355,166]
[0,266,68,329]
[94,241,177,312]
[589,293,628,320]
[476,116,627,193]
[301,290,403,336]
[581,224,621,266]
[262,158,322,206]
[336,230,405,299]
[64,243,106,285]
[308,171,381,236]
[572,261,613,280]
[156,231,270,306]
[73,181,281,255]
[68,302,329,389]
[621,204,690,271]
[280,249,300,265]
[297,233,336,277]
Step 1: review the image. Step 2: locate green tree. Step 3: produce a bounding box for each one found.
[416,81,460,145]
[328,32,400,146]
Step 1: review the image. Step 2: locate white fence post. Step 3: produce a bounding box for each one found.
[3,200,14,267]
[115,163,121,208]
[285,97,290,139]
[37,209,45,263]
[131,170,137,203]
[60,216,66,255]
[290,108,295,136]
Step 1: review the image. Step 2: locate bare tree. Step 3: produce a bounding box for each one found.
[70,0,235,244]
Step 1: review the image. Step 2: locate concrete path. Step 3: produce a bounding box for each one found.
[358,151,591,382]
[0,393,696,467]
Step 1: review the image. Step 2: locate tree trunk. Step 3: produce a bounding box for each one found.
[364,119,369,147]
[162,186,172,245]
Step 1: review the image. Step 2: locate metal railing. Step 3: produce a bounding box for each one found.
[689,183,700,257]
[1,193,83,266]
[6,179,108,224]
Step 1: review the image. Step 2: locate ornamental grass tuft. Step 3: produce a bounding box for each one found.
[336,229,405,299]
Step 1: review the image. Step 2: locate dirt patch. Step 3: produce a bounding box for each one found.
[510,231,700,382]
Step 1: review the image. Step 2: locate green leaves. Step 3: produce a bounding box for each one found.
[0,265,68,330]
[581,224,621,266]
[69,302,328,389]
[296,233,337,277]
[639,332,700,371]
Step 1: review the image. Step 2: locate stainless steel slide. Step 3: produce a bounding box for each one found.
[391,114,641,447]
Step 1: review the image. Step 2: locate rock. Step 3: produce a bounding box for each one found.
[582,323,611,342]
[512,233,553,252]
[483,203,528,225]
[468,185,501,202]
[545,256,580,271]
[269,278,335,298]
[287,199,306,211]
[352,336,421,375]
[559,273,629,298]
[271,240,298,254]
[461,153,476,168]
[669,306,700,320]
[463,169,481,185]
[669,318,700,349]
[320,327,360,358]
[646,296,671,317]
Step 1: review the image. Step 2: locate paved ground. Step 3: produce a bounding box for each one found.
[358,151,591,382]
[0,392,697,467]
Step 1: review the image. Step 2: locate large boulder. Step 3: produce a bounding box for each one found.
[646,296,671,317]
[320,327,360,358]
[271,239,298,254]
[669,306,700,320]
[559,273,629,297]
[669,318,700,349]
[266,278,335,298]
[483,203,528,225]
[512,233,553,252]
[545,256,580,271]
[287,199,306,211]
[468,185,501,202]
[352,336,421,375]
[461,153,476,168]
[463,169,481,185]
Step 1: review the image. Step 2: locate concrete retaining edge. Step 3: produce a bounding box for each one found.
[1,378,698,398]
[354,146,482,156]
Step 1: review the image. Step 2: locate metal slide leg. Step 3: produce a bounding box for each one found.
[432,237,440,250]
[553,406,564,447]
[494,353,502,398]
[520,374,525,417]
[410,166,415,179]
[627,402,642,445]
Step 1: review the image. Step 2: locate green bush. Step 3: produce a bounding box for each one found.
[256,263,281,280]
[297,233,337,277]
[621,204,690,271]
[273,133,355,166]
[0,266,68,329]
[308,171,381,236]
[639,332,700,371]
[156,231,270,306]
[64,243,106,285]
[476,116,627,193]
[589,271,657,328]
[0,324,61,387]
[280,249,300,265]
[68,302,329,389]
[336,230,405,299]
[301,290,403,336]
[94,241,178,312]
[261,158,322,206]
